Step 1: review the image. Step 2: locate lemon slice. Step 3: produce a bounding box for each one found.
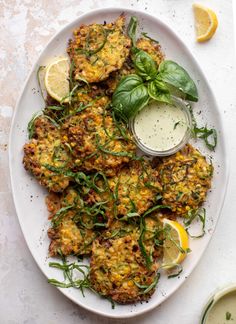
[193,3,218,42]
[162,218,189,269]
[44,57,70,102]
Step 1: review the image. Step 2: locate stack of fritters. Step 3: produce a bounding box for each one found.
[23,15,213,304]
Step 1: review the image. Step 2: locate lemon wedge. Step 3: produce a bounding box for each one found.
[44,57,70,102]
[193,3,218,42]
[162,218,189,269]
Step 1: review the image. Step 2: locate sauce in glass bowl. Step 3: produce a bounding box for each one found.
[130,97,192,156]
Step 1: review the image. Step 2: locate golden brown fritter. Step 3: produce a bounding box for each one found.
[136,37,165,66]
[86,159,162,226]
[101,37,164,95]
[61,98,135,176]
[90,216,162,304]
[105,159,162,219]
[102,58,135,95]
[67,15,131,83]
[157,144,213,216]
[47,188,99,257]
[23,116,72,192]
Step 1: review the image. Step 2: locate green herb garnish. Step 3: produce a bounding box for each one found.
[226,311,232,320]
[48,256,116,308]
[188,104,217,151]
[127,16,138,47]
[192,126,217,151]
[36,65,46,101]
[134,273,160,294]
[138,205,169,268]
[141,32,160,44]
[52,205,74,227]
[184,208,206,238]
[112,16,198,122]
[27,111,42,139]
[48,256,90,297]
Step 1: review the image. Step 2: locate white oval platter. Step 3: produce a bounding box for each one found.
[9,7,228,319]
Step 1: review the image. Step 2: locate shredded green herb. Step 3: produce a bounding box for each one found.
[188,104,217,151]
[134,273,160,294]
[138,217,152,268]
[95,135,134,158]
[163,264,183,279]
[141,32,160,44]
[48,256,90,297]
[36,65,46,101]
[60,84,80,105]
[45,105,64,111]
[226,311,232,320]
[118,212,140,221]
[192,126,217,151]
[184,208,206,238]
[138,205,168,268]
[48,255,115,308]
[27,111,42,139]
[52,205,75,227]
[173,121,180,129]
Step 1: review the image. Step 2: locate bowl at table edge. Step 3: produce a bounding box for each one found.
[200,284,236,324]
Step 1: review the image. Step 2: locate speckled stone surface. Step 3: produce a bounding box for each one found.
[1,0,236,323]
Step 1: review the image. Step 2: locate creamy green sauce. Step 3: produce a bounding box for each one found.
[133,102,188,152]
[206,291,236,324]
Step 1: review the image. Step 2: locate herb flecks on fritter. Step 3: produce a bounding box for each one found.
[136,38,164,66]
[47,188,100,257]
[67,15,131,83]
[104,160,162,221]
[103,38,164,95]
[23,116,72,192]
[61,98,135,176]
[90,216,162,304]
[103,57,135,95]
[157,144,213,216]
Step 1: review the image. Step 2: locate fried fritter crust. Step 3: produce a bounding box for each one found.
[136,38,165,66]
[61,97,135,176]
[86,159,162,226]
[106,160,162,218]
[102,37,164,95]
[157,144,213,216]
[23,117,71,192]
[103,57,135,95]
[90,216,162,304]
[47,188,98,257]
[68,15,131,83]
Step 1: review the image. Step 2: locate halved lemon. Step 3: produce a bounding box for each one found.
[162,218,189,269]
[193,3,218,42]
[44,57,70,102]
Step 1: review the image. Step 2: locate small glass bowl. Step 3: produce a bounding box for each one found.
[200,284,236,324]
[129,97,192,157]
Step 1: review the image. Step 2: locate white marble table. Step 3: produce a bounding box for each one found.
[1,0,235,323]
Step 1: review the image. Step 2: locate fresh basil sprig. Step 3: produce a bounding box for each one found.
[112,16,198,122]
[111,74,149,122]
[157,60,198,102]
[133,50,158,81]
[147,79,171,104]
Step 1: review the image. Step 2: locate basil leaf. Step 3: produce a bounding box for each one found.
[128,16,138,47]
[112,74,149,121]
[148,80,172,104]
[158,60,198,102]
[134,50,158,81]
[152,79,170,92]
